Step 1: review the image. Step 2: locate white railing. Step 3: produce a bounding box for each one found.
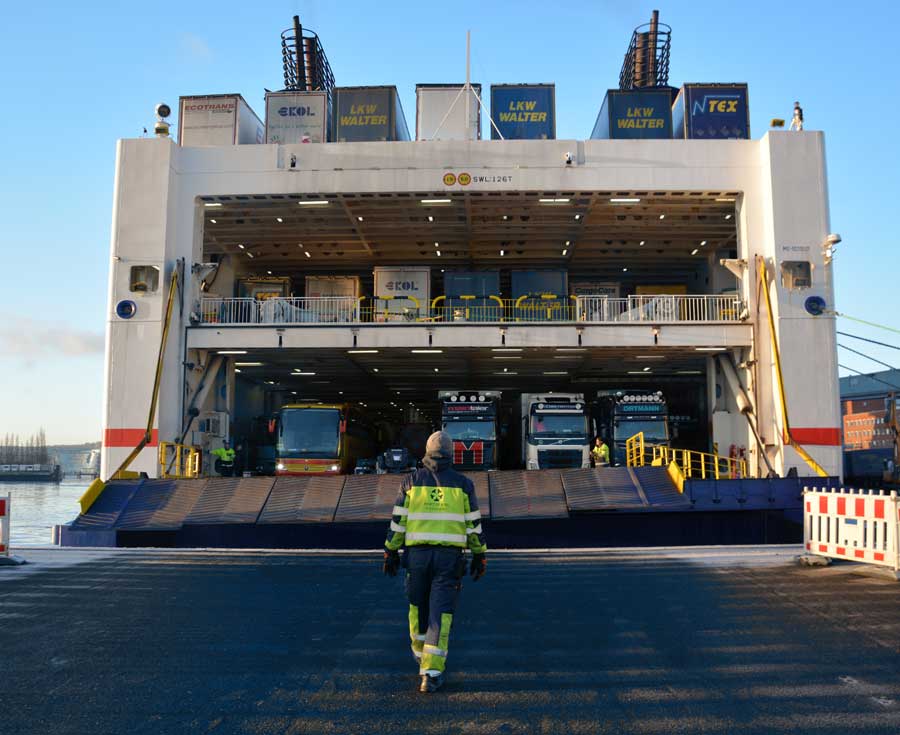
[200,297,359,325]
[197,294,745,326]
[803,487,900,571]
[575,294,744,323]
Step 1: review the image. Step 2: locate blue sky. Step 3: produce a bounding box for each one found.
[1,1,898,443]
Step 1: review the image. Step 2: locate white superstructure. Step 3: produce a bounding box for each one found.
[101,125,841,480]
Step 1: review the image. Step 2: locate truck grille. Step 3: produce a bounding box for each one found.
[537,450,583,469]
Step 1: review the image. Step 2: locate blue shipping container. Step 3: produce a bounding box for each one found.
[672,84,750,140]
[490,85,556,140]
[443,271,500,298]
[591,89,673,139]
[511,270,568,298]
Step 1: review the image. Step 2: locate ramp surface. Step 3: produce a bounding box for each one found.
[562,467,647,511]
[115,479,207,530]
[184,477,275,525]
[462,471,491,518]
[70,480,142,530]
[258,476,346,523]
[488,470,569,520]
[634,467,691,509]
[334,474,401,522]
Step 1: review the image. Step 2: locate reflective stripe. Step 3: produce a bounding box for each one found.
[414,634,426,641]
[423,644,448,658]
[466,524,483,535]
[464,510,481,521]
[390,521,406,533]
[405,532,467,544]
[407,512,466,522]
[392,506,408,516]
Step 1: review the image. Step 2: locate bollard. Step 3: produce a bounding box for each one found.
[0,494,26,566]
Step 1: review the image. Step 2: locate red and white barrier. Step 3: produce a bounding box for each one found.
[803,487,899,571]
[0,494,9,556]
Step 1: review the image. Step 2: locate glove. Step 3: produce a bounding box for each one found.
[383,549,400,577]
[470,553,486,581]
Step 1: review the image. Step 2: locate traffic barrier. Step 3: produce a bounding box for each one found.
[0,494,8,556]
[158,442,202,479]
[803,487,899,572]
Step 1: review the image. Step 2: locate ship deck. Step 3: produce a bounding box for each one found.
[2,546,899,734]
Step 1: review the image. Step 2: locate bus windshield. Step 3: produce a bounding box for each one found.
[530,413,588,437]
[443,421,496,441]
[278,408,341,458]
[616,419,668,444]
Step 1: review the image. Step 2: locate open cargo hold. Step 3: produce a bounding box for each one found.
[265,91,328,144]
[592,88,674,139]
[490,84,556,140]
[179,95,263,147]
[672,83,750,140]
[333,86,410,142]
[373,267,429,320]
[416,84,481,141]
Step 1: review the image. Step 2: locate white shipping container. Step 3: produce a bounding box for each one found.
[179,94,263,147]
[305,275,360,299]
[416,85,481,141]
[265,91,328,144]
[373,267,430,320]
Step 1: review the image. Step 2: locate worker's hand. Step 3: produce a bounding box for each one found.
[383,549,400,577]
[470,553,486,581]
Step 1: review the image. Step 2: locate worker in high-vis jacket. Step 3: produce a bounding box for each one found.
[383,430,487,694]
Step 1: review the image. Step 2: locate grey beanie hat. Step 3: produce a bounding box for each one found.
[425,430,453,458]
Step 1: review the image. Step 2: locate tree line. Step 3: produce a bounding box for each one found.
[0,429,50,464]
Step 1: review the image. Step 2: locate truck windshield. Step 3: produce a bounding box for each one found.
[277,408,340,458]
[443,421,496,441]
[617,420,668,444]
[530,414,587,436]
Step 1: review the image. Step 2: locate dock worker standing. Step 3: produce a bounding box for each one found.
[592,437,610,467]
[382,430,487,694]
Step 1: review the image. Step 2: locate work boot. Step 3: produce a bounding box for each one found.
[419,673,444,693]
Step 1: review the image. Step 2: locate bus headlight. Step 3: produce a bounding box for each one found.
[330,464,339,471]
[276,463,286,471]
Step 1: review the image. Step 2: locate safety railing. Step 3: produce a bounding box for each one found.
[158,442,202,479]
[197,294,746,326]
[626,432,748,482]
[804,487,899,572]
[0,494,9,556]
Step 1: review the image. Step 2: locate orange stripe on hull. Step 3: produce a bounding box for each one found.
[104,429,159,447]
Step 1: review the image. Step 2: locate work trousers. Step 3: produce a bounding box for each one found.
[404,545,465,675]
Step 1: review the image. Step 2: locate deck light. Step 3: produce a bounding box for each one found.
[292,371,316,376]
[636,355,666,360]
[716,197,736,203]
[347,349,379,354]
[357,216,364,222]
[246,252,254,258]
[643,367,651,372]
[639,240,645,246]
[237,244,245,249]
[304,251,311,258]
[659,214,665,220]
[217,350,247,355]
[434,368,439,372]
[436,251,441,257]
[234,368,241,373]
[235,362,263,367]
[427,215,435,222]
[411,349,443,354]
[627,371,649,375]
[493,356,521,360]
[700,240,707,246]
[492,348,522,352]
[204,202,222,207]
[373,368,379,372]
[574,214,582,220]
[500,250,505,256]
[543,371,568,375]
[555,348,586,352]
[267,270,273,275]
[725,214,732,220]
[421,199,452,205]
[677,370,703,375]
[297,200,329,206]
[691,248,699,255]
[695,347,726,352]
[539,198,570,204]
[622,267,628,272]
[562,249,568,256]
[209,219,217,224]
[495,371,518,375]
[610,198,641,204]
[276,217,283,223]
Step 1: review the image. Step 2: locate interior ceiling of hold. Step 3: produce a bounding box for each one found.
[230,347,710,402]
[202,190,738,277]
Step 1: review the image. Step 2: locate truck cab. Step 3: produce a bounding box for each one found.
[598,391,670,466]
[439,391,501,471]
[521,393,591,470]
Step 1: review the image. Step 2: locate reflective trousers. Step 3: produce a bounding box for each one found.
[404,545,465,675]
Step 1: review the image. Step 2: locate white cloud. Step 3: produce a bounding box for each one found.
[0,315,104,358]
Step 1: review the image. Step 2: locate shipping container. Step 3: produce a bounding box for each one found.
[443,271,500,297]
[373,266,429,320]
[570,280,620,298]
[490,84,556,140]
[416,84,481,141]
[179,94,263,147]
[333,86,410,142]
[511,270,568,299]
[237,277,291,300]
[591,89,673,139]
[265,91,329,144]
[672,83,750,140]
[304,275,360,299]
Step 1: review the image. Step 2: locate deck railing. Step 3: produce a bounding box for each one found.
[198,294,745,326]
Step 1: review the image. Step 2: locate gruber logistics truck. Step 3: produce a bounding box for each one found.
[439,391,501,471]
[597,391,669,466]
[521,393,591,469]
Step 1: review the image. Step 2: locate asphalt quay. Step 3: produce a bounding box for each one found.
[2,546,900,734]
